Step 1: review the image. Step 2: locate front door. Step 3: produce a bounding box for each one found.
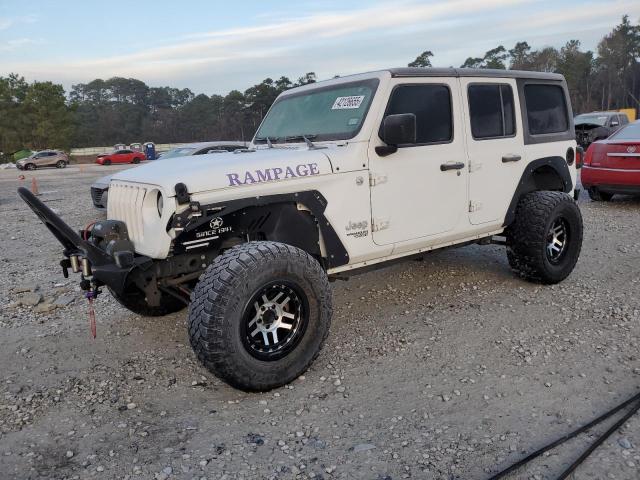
[369,79,468,246]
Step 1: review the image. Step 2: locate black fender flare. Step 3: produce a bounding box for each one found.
[172,190,349,269]
[503,156,573,227]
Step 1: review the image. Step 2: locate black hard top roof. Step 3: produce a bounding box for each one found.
[387,67,564,81]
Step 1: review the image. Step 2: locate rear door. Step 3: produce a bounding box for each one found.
[460,79,525,225]
[368,78,468,245]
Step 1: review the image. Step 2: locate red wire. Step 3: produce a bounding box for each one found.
[83,221,97,240]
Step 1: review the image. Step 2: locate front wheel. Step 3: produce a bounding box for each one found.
[103,159,111,166]
[25,163,36,170]
[188,242,332,391]
[506,191,583,284]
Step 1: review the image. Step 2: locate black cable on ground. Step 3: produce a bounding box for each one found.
[556,397,640,480]
[486,390,640,480]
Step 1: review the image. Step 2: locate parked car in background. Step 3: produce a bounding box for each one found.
[91,141,248,209]
[16,150,69,170]
[96,149,146,166]
[581,120,640,201]
[575,111,628,149]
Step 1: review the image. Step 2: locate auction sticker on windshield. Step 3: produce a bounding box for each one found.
[332,96,365,109]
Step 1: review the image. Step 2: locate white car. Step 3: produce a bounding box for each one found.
[20,68,582,391]
[90,141,248,209]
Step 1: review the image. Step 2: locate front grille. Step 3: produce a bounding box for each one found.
[107,182,147,246]
[90,187,105,207]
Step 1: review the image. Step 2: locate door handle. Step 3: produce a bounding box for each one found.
[440,162,465,172]
[502,154,522,163]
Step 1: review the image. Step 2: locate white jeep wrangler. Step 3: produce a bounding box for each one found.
[19,68,583,391]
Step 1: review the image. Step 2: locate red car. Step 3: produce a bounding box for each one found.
[96,149,146,166]
[581,120,640,201]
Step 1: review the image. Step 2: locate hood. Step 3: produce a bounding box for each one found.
[110,147,334,196]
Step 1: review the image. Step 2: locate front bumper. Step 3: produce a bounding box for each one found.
[17,187,150,296]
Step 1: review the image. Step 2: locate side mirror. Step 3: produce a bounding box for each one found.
[377,113,416,157]
[382,113,416,145]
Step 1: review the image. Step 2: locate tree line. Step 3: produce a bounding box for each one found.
[0,16,638,156]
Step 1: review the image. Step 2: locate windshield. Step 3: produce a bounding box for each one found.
[160,147,197,159]
[255,78,379,143]
[609,122,640,140]
[575,114,609,126]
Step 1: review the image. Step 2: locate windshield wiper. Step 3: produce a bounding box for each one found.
[283,134,317,143]
[282,134,327,150]
[254,136,279,147]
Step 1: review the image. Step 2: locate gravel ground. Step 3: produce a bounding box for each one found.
[0,164,639,480]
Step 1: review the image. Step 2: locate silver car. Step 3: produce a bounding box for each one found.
[90,141,248,209]
[17,150,69,170]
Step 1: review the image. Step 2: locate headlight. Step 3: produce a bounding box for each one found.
[156,191,163,217]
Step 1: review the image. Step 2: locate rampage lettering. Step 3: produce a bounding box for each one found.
[226,163,320,187]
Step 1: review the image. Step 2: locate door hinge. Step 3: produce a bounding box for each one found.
[372,218,390,232]
[469,201,483,213]
[469,162,482,173]
[369,172,388,187]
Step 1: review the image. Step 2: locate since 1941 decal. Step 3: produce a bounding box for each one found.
[226,163,320,187]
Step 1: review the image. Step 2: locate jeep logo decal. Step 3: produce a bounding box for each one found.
[226,163,320,187]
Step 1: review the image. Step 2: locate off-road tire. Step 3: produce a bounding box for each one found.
[588,187,613,202]
[108,287,186,317]
[188,241,332,391]
[506,191,583,284]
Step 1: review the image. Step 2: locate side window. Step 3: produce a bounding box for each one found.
[524,84,569,135]
[468,84,516,139]
[384,84,452,144]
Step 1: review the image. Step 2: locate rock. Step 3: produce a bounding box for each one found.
[127,402,137,410]
[247,433,264,445]
[618,438,632,449]
[65,450,74,458]
[33,302,56,313]
[19,292,42,306]
[13,284,39,294]
[53,294,75,307]
[351,443,376,453]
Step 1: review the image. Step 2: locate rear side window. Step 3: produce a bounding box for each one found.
[524,84,568,135]
[384,84,452,144]
[468,84,515,139]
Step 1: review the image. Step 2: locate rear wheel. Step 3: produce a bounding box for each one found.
[506,191,583,284]
[56,160,66,168]
[109,287,186,317]
[588,187,613,202]
[132,157,140,164]
[188,241,332,391]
